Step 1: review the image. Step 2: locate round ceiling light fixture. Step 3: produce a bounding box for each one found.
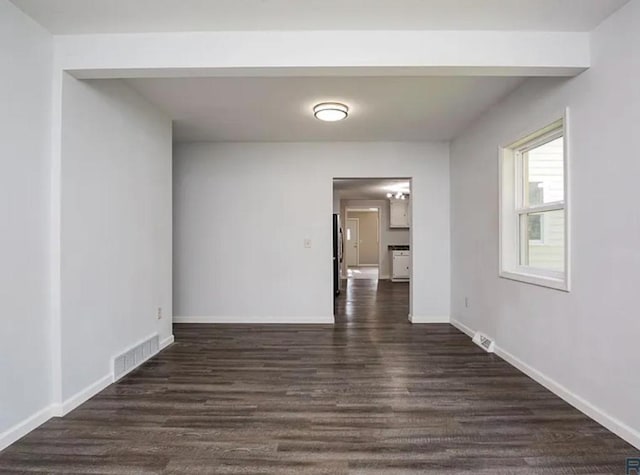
[313,102,349,122]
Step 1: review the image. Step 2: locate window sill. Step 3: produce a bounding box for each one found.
[499,270,569,292]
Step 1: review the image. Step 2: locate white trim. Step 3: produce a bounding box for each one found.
[499,109,570,292]
[0,336,176,452]
[160,335,174,350]
[515,124,564,152]
[347,205,382,269]
[174,315,334,324]
[563,108,572,292]
[409,315,450,324]
[449,318,640,450]
[494,345,640,450]
[0,405,56,452]
[515,201,564,214]
[499,269,568,291]
[56,339,172,414]
[50,71,64,412]
[51,373,114,417]
[450,318,474,337]
[378,274,391,280]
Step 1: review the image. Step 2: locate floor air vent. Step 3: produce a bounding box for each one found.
[113,334,159,381]
[472,332,495,353]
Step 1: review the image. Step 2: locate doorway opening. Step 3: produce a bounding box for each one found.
[345,207,380,280]
[332,178,412,323]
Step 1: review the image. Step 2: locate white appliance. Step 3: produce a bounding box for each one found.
[391,250,410,282]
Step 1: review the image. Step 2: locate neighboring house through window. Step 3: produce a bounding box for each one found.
[528,182,544,244]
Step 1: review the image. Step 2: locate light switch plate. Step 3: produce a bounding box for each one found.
[304,238,312,248]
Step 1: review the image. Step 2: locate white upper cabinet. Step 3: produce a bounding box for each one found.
[389,199,410,228]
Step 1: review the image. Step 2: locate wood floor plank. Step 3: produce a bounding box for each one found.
[0,279,637,474]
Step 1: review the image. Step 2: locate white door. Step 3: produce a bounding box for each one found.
[345,218,359,267]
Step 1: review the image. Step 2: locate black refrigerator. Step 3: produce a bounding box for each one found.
[332,214,343,297]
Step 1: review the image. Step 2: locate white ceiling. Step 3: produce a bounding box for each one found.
[334,179,410,200]
[11,0,629,34]
[125,76,526,142]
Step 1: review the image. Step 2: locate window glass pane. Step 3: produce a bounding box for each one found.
[528,214,542,242]
[524,137,564,206]
[520,209,565,271]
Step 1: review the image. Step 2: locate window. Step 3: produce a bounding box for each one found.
[499,113,569,291]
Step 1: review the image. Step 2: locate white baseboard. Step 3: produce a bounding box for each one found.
[160,335,174,350]
[379,274,390,280]
[494,345,640,450]
[409,315,450,324]
[450,318,475,337]
[450,317,640,450]
[59,334,176,416]
[174,315,334,324]
[0,334,176,453]
[0,404,55,452]
[51,373,114,417]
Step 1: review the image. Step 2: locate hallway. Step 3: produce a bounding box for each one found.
[336,278,409,324]
[0,282,636,473]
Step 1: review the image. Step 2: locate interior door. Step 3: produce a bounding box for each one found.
[345,218,359,267]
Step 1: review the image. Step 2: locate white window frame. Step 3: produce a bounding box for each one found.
[499,109,570,292]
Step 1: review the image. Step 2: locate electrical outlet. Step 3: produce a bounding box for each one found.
[304,238,312,248]
[464,297,469,308]
[157,307,162,320]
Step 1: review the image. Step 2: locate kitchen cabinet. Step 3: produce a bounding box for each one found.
[392,250,410,282]
[389,199,410,228]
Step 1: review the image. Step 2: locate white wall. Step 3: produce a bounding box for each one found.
[174,142,450,322]
[0,0,53,446]
[60,76,173,400]
[340,199,410,279]
[450,0,640,447]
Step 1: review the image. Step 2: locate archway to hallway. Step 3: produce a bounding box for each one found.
[333,178,412,325]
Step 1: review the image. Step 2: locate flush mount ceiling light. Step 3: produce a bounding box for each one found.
[313,102,349,122]
[385,182,410,200]
[387,192,407,200]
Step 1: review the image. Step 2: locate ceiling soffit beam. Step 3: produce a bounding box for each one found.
[53,30,590,79]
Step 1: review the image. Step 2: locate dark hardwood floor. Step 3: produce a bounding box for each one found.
[1,279,637,473]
